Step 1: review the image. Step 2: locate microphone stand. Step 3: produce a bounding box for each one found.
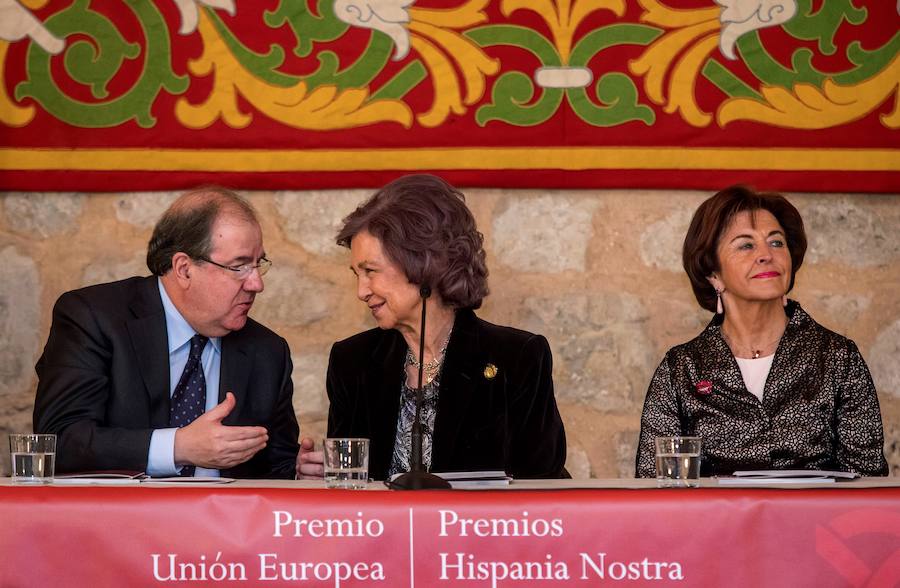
[390,285,452,490]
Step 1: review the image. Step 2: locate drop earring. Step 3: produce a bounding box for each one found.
[716,288,724,314]
[782,294,788,307]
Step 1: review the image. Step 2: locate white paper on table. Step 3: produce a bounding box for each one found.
[717,469,859,485]
[434,471,512,489]
[140,476,235,484]
[52,478,143,486]
[53,471,146,485]
[731,469,859,479]
[387,470,512,489]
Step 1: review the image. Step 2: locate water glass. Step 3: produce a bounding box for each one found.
[323,438,369,489]
[9,434,57,485]
[655,436,701,488]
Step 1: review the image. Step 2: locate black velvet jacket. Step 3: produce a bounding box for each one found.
[326,309,568,480]
[636,301,888,477]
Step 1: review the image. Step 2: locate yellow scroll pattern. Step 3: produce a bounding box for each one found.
[501,0,626,63]
[408,0,499,127]
[629,0,721,127]
[719,53,900,129]
[0,42,35,127]
[174,11,412,130]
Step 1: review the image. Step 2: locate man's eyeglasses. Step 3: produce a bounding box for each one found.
[198,256,272,279]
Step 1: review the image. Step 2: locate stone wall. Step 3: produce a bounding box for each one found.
[1,189,898,478]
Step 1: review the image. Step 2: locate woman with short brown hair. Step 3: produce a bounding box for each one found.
[298,174,567,481]
[636,186,887,477]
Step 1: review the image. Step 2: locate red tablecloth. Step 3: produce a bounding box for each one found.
[1,483,898,587]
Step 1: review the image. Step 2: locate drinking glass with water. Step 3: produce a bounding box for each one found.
[655,436,702,488]
[9,434,57,484]
[323,438,369,489]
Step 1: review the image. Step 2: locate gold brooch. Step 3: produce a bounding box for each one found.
[483,363,498,380]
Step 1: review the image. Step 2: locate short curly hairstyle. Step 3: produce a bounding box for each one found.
[683,185,807,313]
[336,174,489,309]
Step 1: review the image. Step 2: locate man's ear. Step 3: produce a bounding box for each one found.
[171,253,193,288]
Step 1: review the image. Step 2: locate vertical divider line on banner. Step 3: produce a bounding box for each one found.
[409,508,415,587]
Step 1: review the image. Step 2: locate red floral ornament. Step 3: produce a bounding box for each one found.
[695,380,713,395]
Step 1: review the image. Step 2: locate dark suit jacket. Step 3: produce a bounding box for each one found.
[326,309,567,480]
[33,276,299,478]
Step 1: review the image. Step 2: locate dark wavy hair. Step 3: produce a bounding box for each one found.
[146,186,257,276]
[683,185,807,313]
[336,174,489,309]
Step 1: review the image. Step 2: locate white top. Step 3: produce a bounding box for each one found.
[735,354,775,402]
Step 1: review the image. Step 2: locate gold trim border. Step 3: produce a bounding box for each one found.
[1,147,898,172]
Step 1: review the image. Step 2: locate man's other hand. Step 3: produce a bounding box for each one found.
[174,392,268,469]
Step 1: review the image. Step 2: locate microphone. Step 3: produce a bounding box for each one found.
[390,283,451,490]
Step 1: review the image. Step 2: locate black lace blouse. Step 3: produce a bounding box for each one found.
[636,301,888,477]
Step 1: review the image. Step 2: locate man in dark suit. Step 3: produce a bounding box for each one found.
[33,188,299,478]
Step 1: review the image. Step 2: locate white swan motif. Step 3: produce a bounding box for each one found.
[333,0,414,61]
[172,0,236,35]
[716,0,797,60]
[0,0,65,54]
